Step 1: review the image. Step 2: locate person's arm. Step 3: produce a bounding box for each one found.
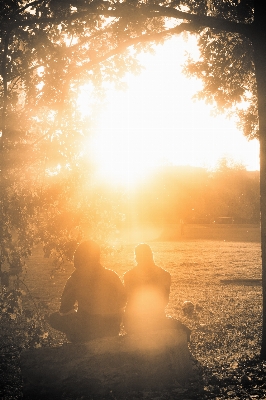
[109,271,127,312]
[59,274,77,315]
[116,274,127,310]
[123,271,133,296]
[162,271,171,306]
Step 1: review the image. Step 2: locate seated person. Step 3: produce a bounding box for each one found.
[48,240,127,343]
[123,243,190,341]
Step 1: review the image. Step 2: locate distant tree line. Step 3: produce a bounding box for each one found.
[124,160,260,225]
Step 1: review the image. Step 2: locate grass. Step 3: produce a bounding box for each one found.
[1,225,265,399]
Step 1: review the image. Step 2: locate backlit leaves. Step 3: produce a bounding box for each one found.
[183,29,258,139]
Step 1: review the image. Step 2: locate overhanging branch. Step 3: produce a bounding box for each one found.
[31,22,193,145]
[146,5,253,38]
[7,2,253,40]
[67,22,196,79]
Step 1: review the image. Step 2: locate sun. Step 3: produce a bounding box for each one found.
[91,117,158,187]
[78,35,259,188]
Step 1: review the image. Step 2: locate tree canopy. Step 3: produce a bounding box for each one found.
[0,0,257,141]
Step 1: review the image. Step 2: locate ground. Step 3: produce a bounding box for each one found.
[1,224,266,399]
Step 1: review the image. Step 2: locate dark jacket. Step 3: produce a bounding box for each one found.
[60,264,126,317]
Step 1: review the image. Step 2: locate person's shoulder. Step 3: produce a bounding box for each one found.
[123,266,138,279]
[67,269,77,280]
[155,265,171,278]
[102,268,125,289]
[102,267,121,280]
[63,269,78,287]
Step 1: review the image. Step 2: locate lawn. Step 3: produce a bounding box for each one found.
[1,225,265,399]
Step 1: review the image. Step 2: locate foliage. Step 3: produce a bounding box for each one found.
[0,0,142,272]
[128,163,259,225]
[183,29,258,139]
[39,164,125,266]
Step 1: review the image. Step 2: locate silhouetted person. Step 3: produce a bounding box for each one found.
[48,240,126,343]
[123,243,190,340]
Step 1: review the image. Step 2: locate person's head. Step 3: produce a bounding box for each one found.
[135,243,154,265]
[74,240,100,270]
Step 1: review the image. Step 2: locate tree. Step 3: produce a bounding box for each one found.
[1,0,266,356]
[127,163,259,225]
[208,159,260,223]
[0,0,132,272]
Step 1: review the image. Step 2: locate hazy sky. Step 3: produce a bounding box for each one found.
[80,35,260,186]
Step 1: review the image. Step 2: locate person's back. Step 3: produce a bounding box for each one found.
[49,240,126,342]
[123,243,171,333]
[60,264,125,317]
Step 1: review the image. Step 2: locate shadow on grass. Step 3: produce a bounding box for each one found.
[220,278,262,286]
[19,337,206,400]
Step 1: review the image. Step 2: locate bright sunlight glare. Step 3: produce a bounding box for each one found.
[79,35,260,188]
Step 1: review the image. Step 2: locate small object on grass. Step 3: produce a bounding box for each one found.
[182,301,194,316]
[225,323,235,330]
[240,374,251,387]
[195,304,203,311]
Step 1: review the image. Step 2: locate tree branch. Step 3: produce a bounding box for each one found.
[7,2,253,40]
[15,0,49,15]
[146,5,253,37]
[67,22,195,79]
[1,31,10,137]
[31,23,192,146]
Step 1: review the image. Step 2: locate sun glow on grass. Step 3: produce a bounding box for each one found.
[79,35,260,188]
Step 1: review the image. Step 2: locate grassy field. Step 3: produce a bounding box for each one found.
[1,225,265,399]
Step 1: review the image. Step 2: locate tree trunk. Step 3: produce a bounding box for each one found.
[253,0,266,360]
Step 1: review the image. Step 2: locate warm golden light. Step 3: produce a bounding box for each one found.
[129,288,163,315]
[79,35,259,188]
